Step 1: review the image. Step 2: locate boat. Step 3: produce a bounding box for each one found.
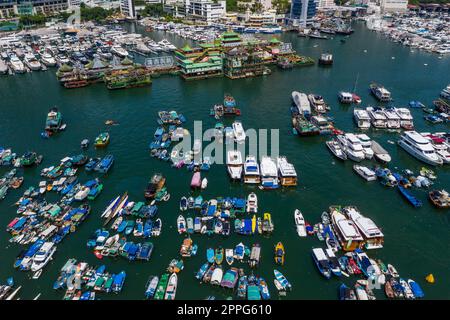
[318,53,333,65]
[81,139,89,149]
[225,249,234,265]
[111,45,128,58]
[9,55,25,73]
[144,173,165,199]
[274,242,285,265]
[24,53,41,71]
[145,276,159,299]
[45,108,62,132]
[370,82,392,102]
[201,178,208,189]
[355,283,369,300]
[154,274,169,300]
[294,209,307,237]
[399,278,415,299]
[179,196,188,211]
[356,134,374,159]
[258,278,270,300]
[343,206,384,250]
[325,248,342,277]
[428,189,450,208]
[226,150,243,180]
[41,53,56,67]
[210,267,223,285]
[243,156,261,184]
[177,215,186,234]
[407,279,424,298]
[273,269,291,291]
[276,156,297,187]
[214,247,224,265]
[95,155,114,173]
[353,165,377,181]
[232,121,246,144]
[338,91,353,104]
[326,139,347,160]
[196,263,209,280]
[220,268,238,289]
[353,109,371,129]
[190,171,201,189]
[249,243,261,268]
[234,243,245,261]
[339,283,357,300]
[395,108,414,129]
[164,273,177,300]
[398,131,443,166]
[330,207,364,251]
[237,275,248,298]
[292,91,311,116]
[94,132,110,148]
[246,192,258,213]
[30,242,56,272]
[398,185,423,207]
[336,134,365,162]
[371,140,392,163]
[366,107,388,128]
[311,248,331,279]
[260,156,279,189]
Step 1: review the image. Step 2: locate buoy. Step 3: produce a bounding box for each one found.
[425,274,435,283]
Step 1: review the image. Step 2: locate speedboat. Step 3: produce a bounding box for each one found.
[398,131,443,166]
[294,209,306,237]
[311,248,331,279]
[24,53,41,71]
[111,45,128,58]
[226,150,243,180]
[246,192,258,213]
[232,121,246,144]
[41,53,56,67]
[9,55,25,73]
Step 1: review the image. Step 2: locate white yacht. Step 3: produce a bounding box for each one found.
[353,165,377,181]
[366,107,387,128]
[370,84,391,102]
[246,192,258,213]
[394,108,414,130]
[294,209,307,237]
[0,59,8,74]
[292,91,311,115]
[276,156,297,186]
[440,84,450,100]
[40,52,56,67]
[111,45,128,58]
[353,109,371,129]
[356,134,374,159]
[243,155,260,184]
[383,109,401,129]
[343,206,384,250]
[232,121,246,144]
[336,134,365,162]
[24,53,41,71]
[398,131,443,166]
[421,134,450,164]
[9,55,25,73]
[308,94,328,113]
[158,39,177,51]
[260,156,279,189]
[326,139,347,160]
[136,42,152,54]
[30,242,56,272]
[226,150,243,180]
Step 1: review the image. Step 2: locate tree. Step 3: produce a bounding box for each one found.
[272,0,290,14]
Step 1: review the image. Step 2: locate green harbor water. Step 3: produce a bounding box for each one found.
[0,22,449,300]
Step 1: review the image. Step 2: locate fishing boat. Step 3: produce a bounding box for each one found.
[258,278,270,300]
[206,248,215,263]
[95,155,114,174]
[398,185,422,207]
[408,279,424,298]
[145,276,159,299]
[154,274,169,300]
[164,273,177,300]
[311,248,331,279]
[45,108,62,132]
[220,268,238,289]
[326,140,347,160]
[196,263,209,280]
[234,243,245,261]
[94,132,110,148]
[294,209,307,237]
[428,189,449,208]
[237,275,248,299]
[274,242,285,265]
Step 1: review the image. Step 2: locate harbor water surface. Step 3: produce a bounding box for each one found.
[0,22,449,300]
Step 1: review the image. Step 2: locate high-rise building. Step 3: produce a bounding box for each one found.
[120,0,136,19]
[317,0,335,9]
[289,0,317,27]
[380,0,408,12]
[0,0,69,18]
[184,0,226,24]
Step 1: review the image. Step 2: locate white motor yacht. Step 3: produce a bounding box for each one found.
[9,55,25,73]
[232,121,246,144]
[356,134,374,159]
[40,52,56,67]
[353,109,371,129]
[398,131,443,166]
[30,242,56,272]
[243,155,260,184]
[336,134,365,162]
[260,156,279,189]
[226,150,243,180]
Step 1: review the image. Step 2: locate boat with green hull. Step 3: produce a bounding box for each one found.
[154,273,169,300]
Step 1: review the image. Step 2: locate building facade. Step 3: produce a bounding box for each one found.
[380,0,408,13]
[317,0,335,9]
[184,0,226,24]
[289,0,317,27]
[0,0,69,18]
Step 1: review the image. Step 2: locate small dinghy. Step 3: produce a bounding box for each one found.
[225,249,234,265]
[201,178,208,189]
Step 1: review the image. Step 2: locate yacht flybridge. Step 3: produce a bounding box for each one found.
[398,131,443,166]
